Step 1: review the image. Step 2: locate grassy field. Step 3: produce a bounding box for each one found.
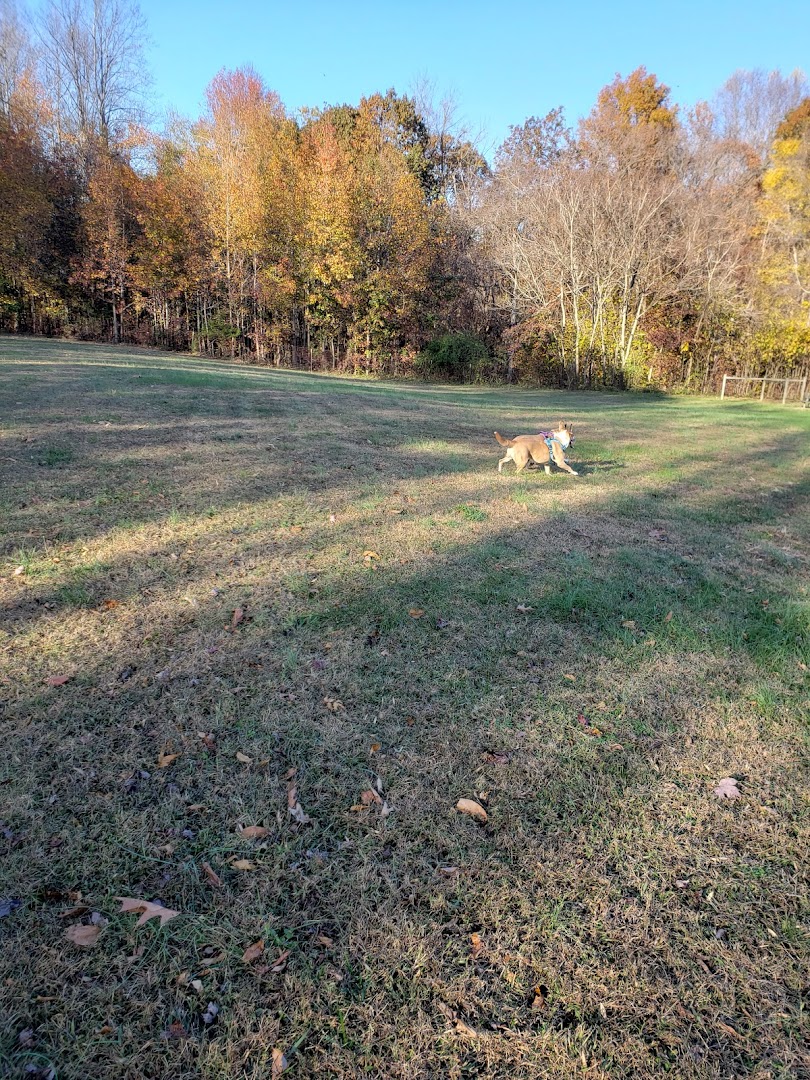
[0,336,808,1080]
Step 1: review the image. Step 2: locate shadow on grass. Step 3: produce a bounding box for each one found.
[1,478,808,1076]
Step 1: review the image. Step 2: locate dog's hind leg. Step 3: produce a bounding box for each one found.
[498,453,512,473]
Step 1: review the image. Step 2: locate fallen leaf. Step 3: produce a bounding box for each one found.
[0,898,22,918]
[271,1048,288,1077]
[664,611,673,622]
[116,897,180,928]
[531,985,548,1011]
[201,1002,220,1025]
[360,788,382,805]
[470,932,483,959]
[59,904,89,919]
[46,674,71,687]
[283,767,297,781]
[562,673,575,682]
[235,751,253,765]
[454,1017,479,1038]
[482,750,511,764]
[240,825,269,840]
[230,859,256,871]
[231,607,245,629]
[362,550,379,560]
[408,608,425,619]
[271,948,290,972]
[622,619,636,629]
[437,866,460,878]
[713,777,741,800]
[162,1020,189,1040]
[289,802,311,824]
[201,862,222,888]
[323,696,345,712]
[13,565,25,575]
[198,732,216,751]
[516,603,533,613]
[370,742,381,753]
[242,939,265,964]
[156,751,180,768]
[190,978,204,994]
[65,924,101,947]
[456,799,488,823]
[316,934,334,947]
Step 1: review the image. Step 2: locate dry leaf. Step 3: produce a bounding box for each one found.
[360,788,382,805]
[201,862,223,888]
[156,751,180,768]
[116,897,180,928]
[516,603,533,613]
[271,949,290,972]
[271,1048,288,1078]
[438,866,460,878]
[622,619,636,629]
[283,767,297,781]
[456,798,488,823]
[289,802,311,825]
[316,934,334,947]
[664,611,673,622]
[531,985,548,1011]
[240,825,269,840]
[46,674,71,687]
[65,924,101,947]
[562,673,575,682]
[714,777,741,800]
[198,732,216,751]
[370,742,381,753]
[362,550,379,560]
[236,751,253,764]
[454,1017,479,1038]
[231,607,245,629]
[323,696,345,712]
[230,859,256,871]
[13,565,25,575]
[408,608,425,619]
[242,939,265,964]
[470,932,483,959]
[59,904,89,919]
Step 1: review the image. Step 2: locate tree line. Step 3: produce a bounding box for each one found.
[1,0,809,392]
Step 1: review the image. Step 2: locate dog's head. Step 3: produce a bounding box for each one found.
[555,421,575,448]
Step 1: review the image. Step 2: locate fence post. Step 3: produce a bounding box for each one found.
[782,378,790,405]
[801,376,807,403]
[721,374,727,400]
[760,378,767,401]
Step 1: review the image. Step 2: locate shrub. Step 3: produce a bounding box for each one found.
[415,333,489,382]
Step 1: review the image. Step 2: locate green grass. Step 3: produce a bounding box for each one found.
[0,335,809,1079]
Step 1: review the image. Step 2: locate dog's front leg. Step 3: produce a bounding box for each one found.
[551,445,579,476]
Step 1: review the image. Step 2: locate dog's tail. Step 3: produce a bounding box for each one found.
[493,431,513,447]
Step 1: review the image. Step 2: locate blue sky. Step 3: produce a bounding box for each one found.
[140,0,809,156]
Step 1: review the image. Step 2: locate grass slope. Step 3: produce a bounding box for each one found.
[0,336,808,1079]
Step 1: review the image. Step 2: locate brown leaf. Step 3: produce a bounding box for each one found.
[271,948,290,972]
[482,751,511,764]
[59,904,90,919]
[713,777,741,800]
[231,607,245,629]
[101,599,120,609]
[621,619,636,629]
[362,550,380,561]
[116,897,180,928]
[456,799,488,823]
[156,751,180,768]
[240,825,269,840]
[46,674,71,687]
[664,610,673,622]
[198,732,216,752]
[531,985,548,1011]
[516,603,533,613]
[316,934,334,947]
[323,696,345,712]
[242,939,265,964]
[201,862,223,888]
[470,932,483,959]
[369,742,381,754]
[408,608,425,619]
[360,788,382,806]
[287,779,311,824]
[65,924,101,947]
[562,673,575,682]
[271,1048,288,1077]
[235,751,253,764]
[437,866,460,878]
[230,859,256,871]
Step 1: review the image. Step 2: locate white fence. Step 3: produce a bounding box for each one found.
[720,374,808,404]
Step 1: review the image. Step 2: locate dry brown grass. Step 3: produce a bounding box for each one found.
[0,337,808,1079]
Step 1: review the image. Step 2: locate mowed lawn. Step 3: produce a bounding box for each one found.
[0,336,808,1080]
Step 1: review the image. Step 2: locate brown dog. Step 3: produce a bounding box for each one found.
[494,422,579,476]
